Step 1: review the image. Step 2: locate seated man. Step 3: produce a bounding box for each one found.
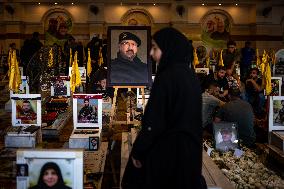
[202,81,225,133]
[214,88,256,147]
[206,66,229,101]
[216,127,238,152]
[78,99,97,123]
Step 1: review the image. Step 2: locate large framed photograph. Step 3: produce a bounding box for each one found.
[73,94,102,130]
[10,76,30,95]
[269,96,284,131]
[50,76,71,97]
[107,26,152,86]
[11,94,41,126]
[213,122,239,152]
[16,149,83,189]
[69,67,86,83]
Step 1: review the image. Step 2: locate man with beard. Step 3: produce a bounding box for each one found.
[206,66,229,101]
[17,100,37,124]
[110,32,148,84]
[78,99,96,123]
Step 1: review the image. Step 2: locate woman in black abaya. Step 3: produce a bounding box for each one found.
[122,27,206,189]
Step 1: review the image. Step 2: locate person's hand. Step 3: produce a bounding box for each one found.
[131,156,142,168]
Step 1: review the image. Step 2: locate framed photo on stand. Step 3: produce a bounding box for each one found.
[267,77,282,96]
[89,136,99,151]
[107,26,152,86]
[268,96,284,132]
[16,149,83,189]
[50,76,71,97]
[213,122,239,152]
[11,94,41,127]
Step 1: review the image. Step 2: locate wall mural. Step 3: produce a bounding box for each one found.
[44,10,73,47]
[121,9,152,26]
[201,11,231,48]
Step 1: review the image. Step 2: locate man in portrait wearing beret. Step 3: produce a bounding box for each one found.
[216,127,237,152]
[110,31,148,84]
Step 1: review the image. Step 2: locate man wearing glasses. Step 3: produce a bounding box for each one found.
[110,32,148,84]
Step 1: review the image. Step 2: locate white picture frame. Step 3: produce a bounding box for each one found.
[50,76,71,97]
[268,96,284,132]
[11,94,41,127]
[68,67,86,83]
[195,68,210,75]
[73,94,102,130]
[10,76,30,95]
[16,149,83,189]
[213,122,239,152]
[268,77,282,96]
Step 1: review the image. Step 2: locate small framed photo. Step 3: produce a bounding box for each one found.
[107,26,152,86]
[89,137,99,151]
[11,94,41,126]
[10,76,29,95]
[16,149,83,189]
[50,76,71,97]
[268,77,282,96]
[269,96,284,131]
[213,122,239,152]
[17,164,28,177]
[73,94,102,130]
[69,67,86,83]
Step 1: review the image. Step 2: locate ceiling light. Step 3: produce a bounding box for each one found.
[202,3,205,6]
[38,2,40,5]
[153,3,156,6]
[219,3,222,6]
[72,3,74,5]
[54,2,58,5]
[235,3,238,6]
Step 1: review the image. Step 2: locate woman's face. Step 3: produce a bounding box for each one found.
[150,40,162,65]
[43,168,58,187]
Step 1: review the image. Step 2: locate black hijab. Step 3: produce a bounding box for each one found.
[152,27,193,73]
[35,162,66,189]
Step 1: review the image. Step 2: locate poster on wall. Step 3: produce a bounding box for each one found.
[44,10,73,47]
[201,11,231,48]
[107,26,152,86]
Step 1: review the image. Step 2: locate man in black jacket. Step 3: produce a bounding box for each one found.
[110,32,148,85]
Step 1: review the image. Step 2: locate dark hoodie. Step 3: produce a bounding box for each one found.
[29,162,71,189]
[122,27,206,189]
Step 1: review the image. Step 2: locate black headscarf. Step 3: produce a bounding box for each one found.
[35,162,66,189]
[152,27,193,73]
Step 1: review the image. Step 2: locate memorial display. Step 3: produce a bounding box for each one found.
[50,76,70,97]
[16,149,83,189]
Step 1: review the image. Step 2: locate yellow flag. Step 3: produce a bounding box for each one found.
[70,51,82,93]
[256,49,261,67]
[9,50,22,92]
[218,49,224,67]
[193,48,199,68]
[206,56,210,68]
[260,50,267,75]
[265,62,272,95]
[87,48,92,77]
[48,47,53,68]
[7,50,12,77]
[69,48,73,66]
[271,50,276,65]
[98,47,103,67]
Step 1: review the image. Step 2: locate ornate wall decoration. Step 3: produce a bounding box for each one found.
[200,9,233,48]
[121,9,153,26]
[42,8,73,47]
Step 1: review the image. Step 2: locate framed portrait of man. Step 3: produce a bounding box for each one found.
[17,164,28,177]
[107,26,152,86]
[269,96,284,132]
[50,76,70,97]
[16,149,83,189]
[89,137,99,151]
[213,122,239,152]
[11,94,42,127]
[265,77,282,96]
[73,94,102,130]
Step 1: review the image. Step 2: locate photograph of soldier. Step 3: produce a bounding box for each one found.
[215,126,238,152]
[77,99,98,123]
[273,100,284,125]
[53,80,67,96]
[109,28,150,86]
[16,100,37,124]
